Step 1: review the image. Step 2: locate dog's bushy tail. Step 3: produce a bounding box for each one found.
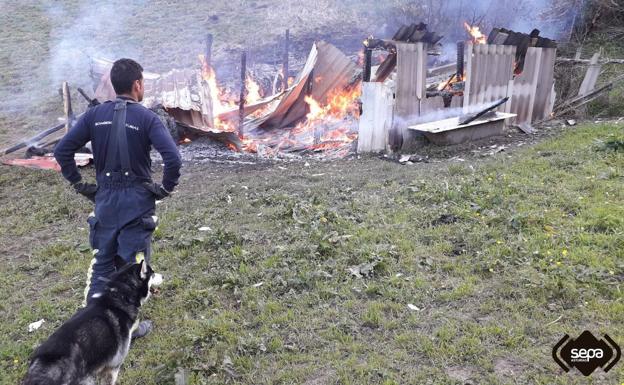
[22,358,65,385]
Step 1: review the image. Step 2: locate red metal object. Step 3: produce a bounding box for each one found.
[2,154,91,171]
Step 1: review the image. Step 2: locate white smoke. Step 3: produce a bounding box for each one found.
[46,1,148,90]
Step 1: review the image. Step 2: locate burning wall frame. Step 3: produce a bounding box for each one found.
[357,27,558,153]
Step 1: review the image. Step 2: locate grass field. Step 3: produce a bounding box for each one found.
[1,122,622,384]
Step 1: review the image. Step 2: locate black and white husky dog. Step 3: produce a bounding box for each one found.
[23,257,160,385]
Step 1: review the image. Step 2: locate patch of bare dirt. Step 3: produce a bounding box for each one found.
[494,357,527,378]
[303,368,337,385]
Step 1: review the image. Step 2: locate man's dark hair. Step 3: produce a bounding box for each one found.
[110,58,143,94]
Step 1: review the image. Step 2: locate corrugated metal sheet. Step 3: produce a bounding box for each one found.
[92,60,276,140]
[464,43,516,109]
[509,47,556,124]
[94,64,216,131]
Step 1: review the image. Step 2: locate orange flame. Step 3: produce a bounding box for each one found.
[463,22,487,44]
[436,72,465,91]
[303,85,362,121]
[245,76,263,104]
[198,54,238,132]
[194,53,360,157]
[238,84,361,156]
[295,84,361,151]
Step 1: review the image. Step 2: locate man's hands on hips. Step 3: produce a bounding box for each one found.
[142,182,170,200]
[73,182,98,202]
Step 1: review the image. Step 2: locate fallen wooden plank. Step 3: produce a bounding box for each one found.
[552,73,624,117]
[556,57,624,64]
[517,122,535,134]
[2,153,92,171]
[1,119,78,156]
[238,51,247,137]
[578,52,602,97]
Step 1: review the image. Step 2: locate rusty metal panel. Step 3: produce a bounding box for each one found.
[2,154,92,171]
[94,67,216,130]
[249,41,358,130]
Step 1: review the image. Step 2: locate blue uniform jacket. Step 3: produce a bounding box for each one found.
[54,97,182,191]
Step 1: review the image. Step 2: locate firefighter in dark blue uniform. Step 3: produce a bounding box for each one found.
[54,58,181,338]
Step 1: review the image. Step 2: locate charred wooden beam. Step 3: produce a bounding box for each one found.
[393,25,409,41]
[62,82,74,134]
[238,51,247,138]
[407,29,426,43]
[282,29,289,92]
[375,52,397,83]
[205,33,213,67]
[456,41,464,80]
[426,90,454,107]
[2,122,68,155]
[363,38,396,51]
[363,48,373,82]
[487,28,500,44]
[459,97,509,125]
[77,87,100,107]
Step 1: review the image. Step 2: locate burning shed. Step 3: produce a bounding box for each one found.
[357,23,559,151]
[90,41,360,158]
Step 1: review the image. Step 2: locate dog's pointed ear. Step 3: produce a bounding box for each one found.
[114,255,128,270]
[139,260,148,280]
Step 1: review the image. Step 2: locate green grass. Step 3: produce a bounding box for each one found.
[0,122,622,384]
